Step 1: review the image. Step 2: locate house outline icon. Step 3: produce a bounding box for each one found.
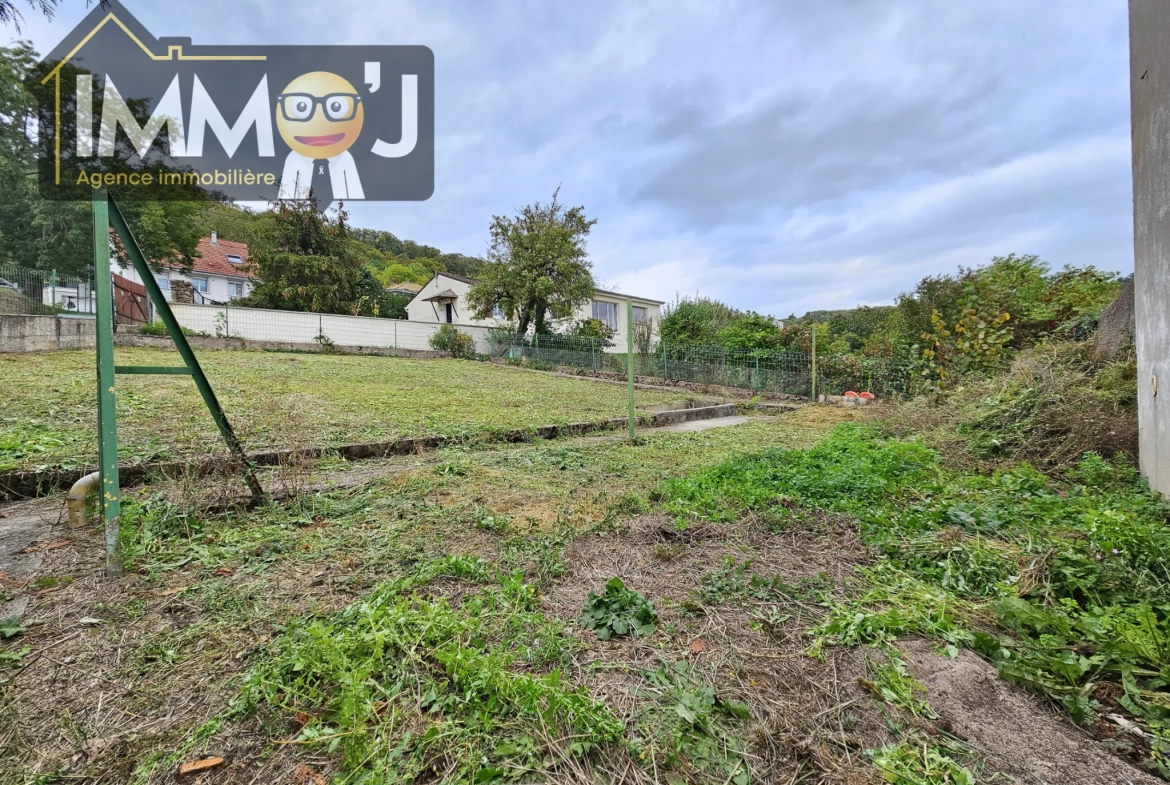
[39,8,266,185]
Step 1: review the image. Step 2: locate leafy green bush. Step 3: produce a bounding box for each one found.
[428,323,476,358]
[564,316,615,347]
[580,577,658,639]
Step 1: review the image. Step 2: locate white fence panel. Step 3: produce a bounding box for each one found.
[168,303,500,355]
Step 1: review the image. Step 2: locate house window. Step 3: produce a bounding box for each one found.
[493,304,505,319]
[592,300,618,330]
[154,275,169,290]
[226,254,244,266]
[445,303,453,323]
[190,276,208,292]
[229,281,244,297]
[633,306,648,323]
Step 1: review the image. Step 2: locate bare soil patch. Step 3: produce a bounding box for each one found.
[543,513,890,784]
[900,638,1162,785]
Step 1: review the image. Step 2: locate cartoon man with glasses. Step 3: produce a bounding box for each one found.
[276,71,366,200]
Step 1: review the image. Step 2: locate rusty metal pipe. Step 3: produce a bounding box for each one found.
[67,471,100,527]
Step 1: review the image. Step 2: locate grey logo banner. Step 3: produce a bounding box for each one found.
[31,0,434,202]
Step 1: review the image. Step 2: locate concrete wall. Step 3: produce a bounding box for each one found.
[0,314,95,353]
[1130,0,1170,495]
[169,302,501,354]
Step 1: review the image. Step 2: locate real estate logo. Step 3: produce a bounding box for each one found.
[30,0,434,202]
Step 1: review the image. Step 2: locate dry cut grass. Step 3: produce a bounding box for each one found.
[0,348,695,471]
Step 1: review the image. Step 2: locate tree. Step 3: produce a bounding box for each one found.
[240,200,366,314]
[0,0,108,31]
[720,311,782,350]
[658,296,739,345]
[0,42,203,275]
[466,190,596,337]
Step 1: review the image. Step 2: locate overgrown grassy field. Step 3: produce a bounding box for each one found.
[0,348,695,470]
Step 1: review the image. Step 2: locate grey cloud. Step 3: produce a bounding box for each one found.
[20,0,1134,317]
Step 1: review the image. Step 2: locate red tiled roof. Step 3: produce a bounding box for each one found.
[192,236,253,278]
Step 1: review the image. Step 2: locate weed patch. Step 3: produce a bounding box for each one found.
[631,661,752,785]
[661,423,1170,776]
[580,578,659,640]
[240,556,623,782]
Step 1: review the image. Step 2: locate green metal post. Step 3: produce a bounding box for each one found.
[92,190,122,576]
[50,269,57,311]
[811,326,818,403]
[107,198,265,504]
[754,351,759,391]
[591,338,595,371]
[627,300,635,440]
[663,340,668,381]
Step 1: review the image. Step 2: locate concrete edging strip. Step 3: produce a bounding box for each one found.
[0,404,757,501]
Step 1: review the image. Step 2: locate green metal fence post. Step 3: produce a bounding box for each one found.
[754,351,759,391]
[92,190,122,576]
[591,338,595,370]
[811,327,818,402]
[663,340,668,381]
[50,269,57,311]
[627,300,635,440]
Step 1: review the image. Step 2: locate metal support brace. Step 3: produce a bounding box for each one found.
[106,196,265,504]
[92,190,266,575]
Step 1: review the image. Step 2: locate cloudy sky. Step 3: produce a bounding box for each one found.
[15,0,1134,317]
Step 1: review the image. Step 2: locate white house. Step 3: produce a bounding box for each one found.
[405,272,663,349]
[112,231,256,304]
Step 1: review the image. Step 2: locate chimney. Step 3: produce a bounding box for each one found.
[210,230,218,245]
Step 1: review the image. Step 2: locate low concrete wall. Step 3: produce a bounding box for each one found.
[648,403,736,425]
[0,314,95,353]
[0,403,747,501]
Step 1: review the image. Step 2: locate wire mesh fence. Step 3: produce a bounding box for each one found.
[487,331,911,398]
[0,264,96,316]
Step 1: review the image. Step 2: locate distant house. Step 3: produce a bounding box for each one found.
[112,231,255,304]
[405,272,664,348]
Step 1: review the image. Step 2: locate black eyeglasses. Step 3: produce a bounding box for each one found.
[277,93,362,122]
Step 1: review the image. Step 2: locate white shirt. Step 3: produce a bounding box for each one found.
[277,150,365,201]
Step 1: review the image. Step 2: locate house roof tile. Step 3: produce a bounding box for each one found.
[191,236,253,279]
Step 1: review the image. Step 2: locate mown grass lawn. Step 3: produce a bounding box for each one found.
[0,348,697,470]
[2,406,867,785]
